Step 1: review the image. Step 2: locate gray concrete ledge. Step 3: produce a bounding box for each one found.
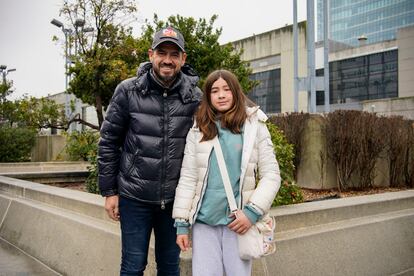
[0,171,89,184]
[0,161,90,184]
[0,176,413,275]
[270,190,414,232]
[0,161,90,173]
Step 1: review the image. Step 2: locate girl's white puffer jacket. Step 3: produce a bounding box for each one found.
[173,106,281,225]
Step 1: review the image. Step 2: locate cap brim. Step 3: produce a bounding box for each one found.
[152,38,185,52]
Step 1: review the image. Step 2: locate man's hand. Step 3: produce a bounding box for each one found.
[176,234,190,251]
[228,210,252,234]
[105,195,120,221]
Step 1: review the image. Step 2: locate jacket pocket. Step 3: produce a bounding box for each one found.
[125,149,140,176]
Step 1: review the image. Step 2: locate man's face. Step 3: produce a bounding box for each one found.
[148,42,187,86]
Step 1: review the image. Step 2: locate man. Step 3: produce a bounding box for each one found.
[98,26,202,275]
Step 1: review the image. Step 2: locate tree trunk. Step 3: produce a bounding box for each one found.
[95,94,104,129]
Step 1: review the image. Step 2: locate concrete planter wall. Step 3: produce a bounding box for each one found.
[31,135,68,162]
[0,176,413,275]
[297,114,394,189]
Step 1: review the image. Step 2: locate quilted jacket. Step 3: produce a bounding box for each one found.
[172,107,281,224]
[98,62,202,205]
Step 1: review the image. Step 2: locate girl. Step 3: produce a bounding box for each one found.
[172,69,281,276]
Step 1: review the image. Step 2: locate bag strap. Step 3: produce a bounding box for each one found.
[212,136,238,213]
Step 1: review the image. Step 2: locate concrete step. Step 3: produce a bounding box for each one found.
[0,161,90,173]
[1,171,89,184]
[266,208,414,276]
[270,190,414,232]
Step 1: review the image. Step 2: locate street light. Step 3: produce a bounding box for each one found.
[51,18,73,91]
[51,18,64,28]
[51,18,94,131]
[73,18,94,55]
[75,19,85,28]
[51,18,94,90]
[0,65,16,105]
[0,65,16,84]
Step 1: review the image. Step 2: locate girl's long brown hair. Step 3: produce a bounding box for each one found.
[196,69,255,141]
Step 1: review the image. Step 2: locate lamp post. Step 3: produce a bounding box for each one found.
[0,65,16,106]
[0,65,16,84]
[51,18,73,91]
[51,18,94,90]
[50,18,94,126]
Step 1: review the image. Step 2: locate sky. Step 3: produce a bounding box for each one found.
[0,0,307,99]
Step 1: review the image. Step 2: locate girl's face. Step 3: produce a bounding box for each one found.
[210,77,234,113]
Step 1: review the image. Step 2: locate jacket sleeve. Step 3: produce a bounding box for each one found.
[248,121,281,213]
[172,128,199,221]
[98,82,130,197]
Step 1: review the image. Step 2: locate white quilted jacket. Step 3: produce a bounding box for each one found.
[172,106,281,225]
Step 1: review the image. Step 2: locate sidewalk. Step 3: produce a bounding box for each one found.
[0,238,59,276]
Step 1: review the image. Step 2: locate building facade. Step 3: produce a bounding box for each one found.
[233,23,414,118]
[317,0,414,47]
[233,22,309,114]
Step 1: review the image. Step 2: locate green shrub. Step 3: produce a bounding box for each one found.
[266,122,303,206]
[85,150,99,194]
[273,181,304,206]
[64,130,99,161]
[0,127,37,162]
[266,121,295,183]
[63,130,100,193]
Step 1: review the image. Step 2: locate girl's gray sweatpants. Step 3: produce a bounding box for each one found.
[192,223,252,276]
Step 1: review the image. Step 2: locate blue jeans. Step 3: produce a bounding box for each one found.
[119,196,180,276]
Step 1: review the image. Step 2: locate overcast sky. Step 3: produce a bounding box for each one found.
[0,0,307,99]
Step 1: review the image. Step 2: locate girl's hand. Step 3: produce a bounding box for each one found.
[228,210,252,234]
[176,234,190,251]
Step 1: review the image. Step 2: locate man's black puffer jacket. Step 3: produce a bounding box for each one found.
[98,62,202,205]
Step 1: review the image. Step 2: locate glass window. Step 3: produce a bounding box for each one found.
[317,49,398,105]
[248,69,281,113]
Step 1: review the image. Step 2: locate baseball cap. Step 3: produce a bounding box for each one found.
[151,26,185,52]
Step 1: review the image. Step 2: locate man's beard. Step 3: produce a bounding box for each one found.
[154,64,177,84]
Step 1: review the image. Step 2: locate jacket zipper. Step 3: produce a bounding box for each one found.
[191,149,212,223]
[161,89,168,210]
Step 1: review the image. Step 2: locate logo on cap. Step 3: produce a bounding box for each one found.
[152,26,185,52]
[162,27,178,38]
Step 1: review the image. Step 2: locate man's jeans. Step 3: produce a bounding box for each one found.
[119,196,180,276]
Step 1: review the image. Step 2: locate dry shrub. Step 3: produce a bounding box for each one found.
[383,117,414,187]
[323,110,360,191]
[269,112,310,179]
[354,112,386,189]
[324,111,412,191]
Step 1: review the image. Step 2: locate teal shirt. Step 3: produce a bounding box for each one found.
[196,124,243,225]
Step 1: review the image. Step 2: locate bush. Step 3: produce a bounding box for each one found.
[269,112,310,179]
[266,121,303,206]
[324,110,367,191]
[266,121,295,183]
[85,150,99,194]
[0,127,37,162]
[323,110,413,190]
[273,181,304,206]
[63,130,100,193]
[64,130,99,161]
[383,117,414,187]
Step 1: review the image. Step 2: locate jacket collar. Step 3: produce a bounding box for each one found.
[246,106,268,122]
[134,62,200,104]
